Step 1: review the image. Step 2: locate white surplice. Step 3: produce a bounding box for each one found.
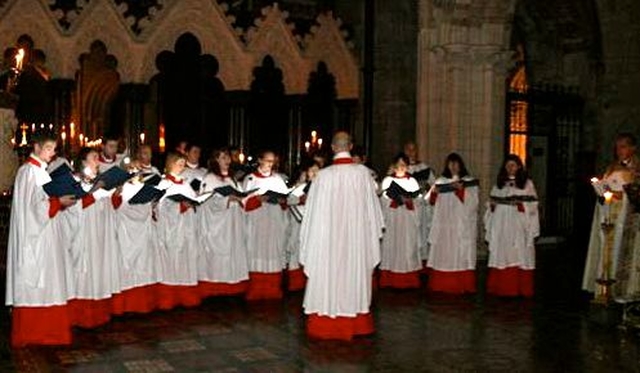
[115,181,163,290]
[483,179,539,270]
[69,183,121,299]
[379,175,422,273]
[242,172,289,273]
[198,173,249,283]
[6,157,76,306]
[427,176,479,271]
[156,177,200,285]
[285,182,308,270]
[300,153,385,317]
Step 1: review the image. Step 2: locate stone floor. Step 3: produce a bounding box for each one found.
[0,245,639,372]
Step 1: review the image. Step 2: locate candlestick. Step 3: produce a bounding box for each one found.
[79,133,84,147]
[15,48,24,71]
[239,151,245,164]
[70,122,75,140]
[158,124,165,153]
[311,130,317,144]
[318,138,323,147]
[31,123,35,133]
[304,141,311,153]
[61,131,66,145]
[139,132,145,144]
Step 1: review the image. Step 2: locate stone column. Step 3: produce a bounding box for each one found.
[0,107,18,192]
[119,83,149,153]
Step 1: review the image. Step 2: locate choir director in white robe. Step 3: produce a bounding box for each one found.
[299,131,384,340]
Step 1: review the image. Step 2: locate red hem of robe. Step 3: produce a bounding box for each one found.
[306,313,374,340]
[379,270,421,289]
[198,280,248,298]
[69,298,112,329]
[245,272,283,301]
[156,284,201,310]
[113,284,159,314]
[486,267,534,297]
[427,269,476,294]
[287,268,307,291]
[11,305,73,347]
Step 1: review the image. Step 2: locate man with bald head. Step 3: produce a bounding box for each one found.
[299,131,385,340]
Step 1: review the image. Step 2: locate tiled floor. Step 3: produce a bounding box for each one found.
[1,245,639,372]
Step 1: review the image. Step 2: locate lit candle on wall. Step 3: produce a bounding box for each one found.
[158,124,165,153]
[79,133,84,146]
[317,138,323,147]
[304,141,311,153]
[311,130,317,144]
[70,122,75,140]
[31,123,35,133]
[15,48,24,71]
[239,151,245,164]
[48,123,53,130]
[139,132,146,144]
[61,131,66,146]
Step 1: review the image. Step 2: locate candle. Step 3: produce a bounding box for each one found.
[304,141,311,153]
[139,132,146,144]
[48,123,53,130]
[40,123,45,129]
[31,123,35,132]
[79,133,84,146]
[70,122,75,139]
[311,130,317,144]
[19,128,27,146]
[603,191,613,205]
[590,177,599,183]
[61,131,66,145]
[318,138,323,147]
[239,152,245,164]
[158,124,166,153]
[15,48,24,71]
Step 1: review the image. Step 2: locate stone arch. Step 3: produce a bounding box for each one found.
[303,12,358,99]
[66,0,134,81]
[139,0,249,88]
[0,0,64,77]
[245,3,308,95]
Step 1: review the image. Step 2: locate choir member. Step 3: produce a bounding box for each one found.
[484,154,539,297]
[352,144,379,182]
[98,135,124,173]
[379,153,423,289]
[403,141,435,266]
[181,143,206,188]
[155,152,202,309]
[68,147,121,328]
[197,148,250,297]
[583,133,640,301]
[134,144,160,176]
[175,140,188,155]
[300,131,385,340]
[426,153,479,294]
[6,131,77,347]
[112,148,164,314]
[285,160,319,291]
[242,150,289,300]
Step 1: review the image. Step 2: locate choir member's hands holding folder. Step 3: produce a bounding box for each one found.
[89,167,134,192]
[43,164,86,198]
[385,181,421,206]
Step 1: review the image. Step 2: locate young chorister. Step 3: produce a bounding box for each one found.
[68,147,121,328]
[111,145,164,313]
[155,152,202,309]
[243,150,289,300]
[197,148,250,297]
[285,160,320,291]
[379,153,423,289]
[6,132,78,347]
[426,153,479,294]
[98,135,124,173]
[181,143,207,189]
[484,155,539,297]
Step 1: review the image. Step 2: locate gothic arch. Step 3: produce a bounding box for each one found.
[139,0,249,88]
[245,3,308,95]
[0,0,64,76]
[66,0,134,81]
[303,12,358,99]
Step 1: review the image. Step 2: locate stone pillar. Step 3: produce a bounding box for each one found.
[119,83,149,153]
[0,107,18,192]
[416,3,513,200]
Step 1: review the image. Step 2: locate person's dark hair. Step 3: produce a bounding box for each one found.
[185,143,201,153]
[258,149,275,159]
[30,130,56,146]
[392,152,410,166]
[351,144,367,159]
[441,152,469,178]
[497,154,528,189]
[74,147,98,173]
[616,132,637,147]
[102,133,119,143]
[207,147,230,177]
